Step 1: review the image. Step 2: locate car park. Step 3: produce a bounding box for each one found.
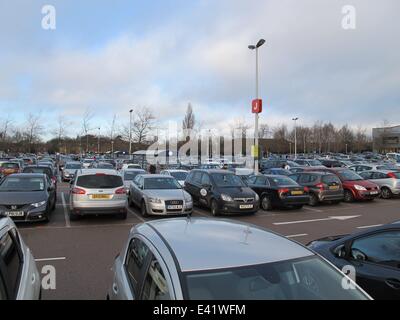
[121,168,146,193]
[359,170,400,199]
[184,169,259,216]
[289,172,344,206]
[69,169,127,220]
[0,174,56,222]
[108,217,370,300]
[308,221,400,300]
[128,174,193,217]
[246,174,309,210]
[160,169,189,186]
[0,214,41,300]
[62,161,82,182]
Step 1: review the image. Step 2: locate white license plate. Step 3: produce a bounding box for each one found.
[5,211,24,217]
[370,191,378,195]
[167,205,183,210]
[240,204,254,209]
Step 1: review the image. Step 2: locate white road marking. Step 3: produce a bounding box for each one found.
[61,192,71,228]
[127,208,146,223]
[303,207,323,213]
[286,233,308,238]
[273,215,361,226]
[35,257,66,262]
[357,224,383,229]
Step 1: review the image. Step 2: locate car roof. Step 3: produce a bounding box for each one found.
[139,218,314,272]
[193,169,233,174]
[122,168,146,172]
[4,173,45,178]
[162,169,188,172]
[141,174,174,179]
[76,169,118,176]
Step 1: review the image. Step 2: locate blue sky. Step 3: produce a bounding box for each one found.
[0,0,399,140]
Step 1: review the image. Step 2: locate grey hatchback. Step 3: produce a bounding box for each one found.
[108,218,371,300]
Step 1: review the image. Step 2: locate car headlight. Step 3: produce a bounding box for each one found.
[31,201,46,208]
[254,193,259,201]
[221,194,233,202]
[148,197,162,204]
[354,185,367,191]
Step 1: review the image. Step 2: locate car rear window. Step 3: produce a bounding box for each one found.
[269,176,298,187]
[322,175,341,184]
[23,167,52,177]
[1,163,19,169]
[76,174,123,189]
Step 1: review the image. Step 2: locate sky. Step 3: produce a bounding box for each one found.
[0,0,399,140]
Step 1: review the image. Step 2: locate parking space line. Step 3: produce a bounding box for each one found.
[35,257,66,262]
[357,224,383,229]
[286,234,308,238]
[303,207,323,213]
[61,192,71,228]
[193,208,211,217]
[127,208,146,223]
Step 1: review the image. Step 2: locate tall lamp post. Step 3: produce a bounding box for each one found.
[97,127,101,154]
[292,117,299,159]
[129,109,133,157]
[248,39,266,174]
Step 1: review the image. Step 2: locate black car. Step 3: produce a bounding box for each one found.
[0,173,56,222]
[308,222,400,300]
[319,159,343,168]
[289,172,344,206]
[22,165,58,190]
[184,169,259,216]
[246,174,310,210]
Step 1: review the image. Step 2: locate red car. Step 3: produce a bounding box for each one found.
[312,168,380,202]
[0,162,21,177]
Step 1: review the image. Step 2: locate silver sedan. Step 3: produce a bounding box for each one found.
[128,174,193,217]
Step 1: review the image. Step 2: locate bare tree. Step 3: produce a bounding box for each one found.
[82,108,94,152]
[182,103,195,131]
[258,123,270,139]
[0,115,13,142]
[132,107,156,144]
[51,115,70,153]
[25,113,43,152]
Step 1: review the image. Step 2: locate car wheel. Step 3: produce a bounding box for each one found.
[292,205,303,210]
[344,190,354,203]
[381,187,392,199]
[141,201,149,217]
[308,193,319,207]
[261,195,272,211]
[210,200,219,216]
[128,195,134,207]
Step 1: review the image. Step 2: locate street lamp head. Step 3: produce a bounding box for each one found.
[248,45,256,50]
[129,109,133,113]
[256,39,266,48]
[292,117,299,121]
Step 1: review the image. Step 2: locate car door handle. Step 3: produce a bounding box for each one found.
[31,274,36,284]
[385,279,400,290]
[112,283,118,294]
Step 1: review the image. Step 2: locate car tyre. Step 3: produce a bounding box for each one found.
[381,187,392,199]
[210,199,220,216]
[292,205,303,210]
[261,195,272,211]
[128,195,134,207]
[141,200,149,217]
[309,193,319,206]
[344,190,354,203]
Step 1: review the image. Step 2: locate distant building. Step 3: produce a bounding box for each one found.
[372,125,400,153]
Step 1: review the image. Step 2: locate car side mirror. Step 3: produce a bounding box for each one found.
[351,249,367,261]
[333,245,347,258]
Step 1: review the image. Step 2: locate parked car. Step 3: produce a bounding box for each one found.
[0,214,41,300]
[160,169,189,186]
[308,221,400,300]
[318,168,380,202]
[108,217,370,300]
[121,169,146,193]
[69,169,127,220]
[121,163,142,170]
[22,165,58,189]
[359,170,400,199]
[319,159,344,168]
[293,159,324,167]
[0,173,56,222]
[128,174,193,217]
[262,168,292,176]
[62,161,82,182]
[184,169,259,216]
[93,162,115,170]
[0,162,21,177]
[350,164,400,173]
[82,158,95,169]
[289,172,344,206]
[246,174,309,210]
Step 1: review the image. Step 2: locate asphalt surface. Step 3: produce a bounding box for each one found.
[16,181,400,300]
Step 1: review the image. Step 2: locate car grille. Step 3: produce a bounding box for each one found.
[165,200,183,206]
[234,198,255,203]
[4,204,27,210]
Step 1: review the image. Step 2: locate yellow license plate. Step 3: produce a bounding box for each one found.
[291,191,303,195]
[91,194,111,199]
[329,186,339,190]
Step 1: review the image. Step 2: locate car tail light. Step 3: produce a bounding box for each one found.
[115,187,126,194]
[278,188,289,198]
[315,183,325,190]
[304,186,310,192]
[72,187,86,195]
[388,172,397,179]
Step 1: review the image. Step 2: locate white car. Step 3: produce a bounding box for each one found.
[160,170,189,186]
[82,158,95,169]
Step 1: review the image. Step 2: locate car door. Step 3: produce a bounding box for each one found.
[132,176,144,205]
[371,172,390,188]
[46,175,56,207]
[346,230,400,300]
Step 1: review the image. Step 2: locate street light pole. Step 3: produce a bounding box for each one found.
[129,109,133,157]
[97,127,100,154]
[292,117,299,159]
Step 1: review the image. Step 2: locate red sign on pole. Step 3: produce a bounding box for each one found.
[252,99,262,113]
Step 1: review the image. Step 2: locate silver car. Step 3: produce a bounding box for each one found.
[62,161,82,182]
[160,169,189,186]
[128,174,193,217]
[0,214,41,300]
[69,169,127,220]
[108,218,371,300]
[350,164,400,173]
[359,170,400,199]
[121,169,146,193]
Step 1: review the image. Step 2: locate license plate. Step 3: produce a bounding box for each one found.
[291,191,303,195]
[240,204,254,209]
[5,211,24,217]
[90,194,111,199]
[329,186,339,190]
[167,205,183,210]
[370,191,378,195]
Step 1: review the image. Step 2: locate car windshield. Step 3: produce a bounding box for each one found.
[23,167,51,177]
[308,160,322,166]
[1,163,19,169]
[0,177,45,192]
[338,170,364,181]
[211,173,246,187]
[170,171,188,180]
[144,177,182,190]
[270,176,298,186]
[76,174,123,189]
[124,171,145,181]
[65,163,82,169]
[184,256,368,300]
